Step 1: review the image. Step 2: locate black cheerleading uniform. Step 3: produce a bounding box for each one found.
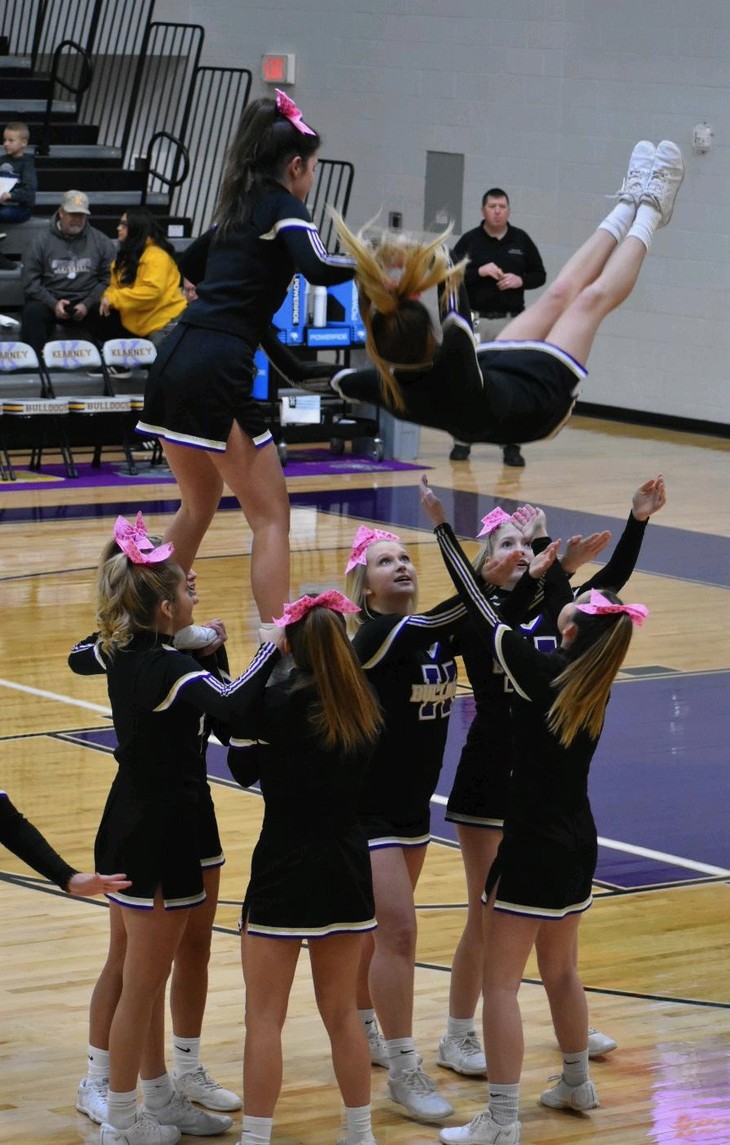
[0,790,77,889]
[138,183,355,451]
[434,522,615,919]
[68,632,279,909]
[447,511,650,829]
[226,674,376,939]
[330,280,586,446]
[352,599,465,847]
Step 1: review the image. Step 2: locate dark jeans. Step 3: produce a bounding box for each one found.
[0,204,32,224]
[20,300,127,356]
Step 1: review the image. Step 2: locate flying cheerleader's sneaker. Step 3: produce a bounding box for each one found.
[439,1110,521,1144]
[616,140,656,207]
[588,1026,618,1058]
[539,1074,599,1111]
[639,141,684,227]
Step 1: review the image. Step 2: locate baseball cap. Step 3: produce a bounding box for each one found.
[60,190,91,214]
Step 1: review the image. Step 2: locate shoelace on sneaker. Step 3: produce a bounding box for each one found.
[400,1067,435,1094]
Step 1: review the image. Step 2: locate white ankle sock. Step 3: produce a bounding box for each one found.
[598,201,636,242]
[87,1044,110,1082]
[140,1072,174,1109]
[241,1114,273,1145]
[626,203,662,251]
[563,1049,590,1086]
[106,1088,138,1130]
[343,1103,373,1143]
[172,1034,201,1076]
[446,1016,476,1039]
[489,1082,520,1126]
[386,1036,418,1075]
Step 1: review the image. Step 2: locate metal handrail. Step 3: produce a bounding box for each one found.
[140,131,191,204]
[37,38,93,156]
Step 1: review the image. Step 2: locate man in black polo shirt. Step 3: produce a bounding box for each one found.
[449,187,546,467]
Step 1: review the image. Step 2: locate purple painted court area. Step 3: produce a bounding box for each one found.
[1,453,423,492]
[66,667,729,892]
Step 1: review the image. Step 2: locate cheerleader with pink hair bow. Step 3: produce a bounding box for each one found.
[225,592,382,1145]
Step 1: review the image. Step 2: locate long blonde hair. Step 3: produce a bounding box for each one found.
[96,552,183,657]
[287,606,382,752]
[547,604,634,747]
[332,211,466,410]
[343,545,419,635]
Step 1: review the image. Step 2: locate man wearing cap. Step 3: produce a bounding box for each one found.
[20,189,115,353]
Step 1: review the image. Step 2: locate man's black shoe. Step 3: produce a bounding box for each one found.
[449,443,471,462]
[502,444,525,468]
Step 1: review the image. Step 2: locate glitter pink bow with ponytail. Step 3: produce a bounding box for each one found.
[275,88,316,136]
[113,513,174,565]
[477,506,513,538]
[273,589,360,628]
[345,525,401,572]
[575,589,648,627]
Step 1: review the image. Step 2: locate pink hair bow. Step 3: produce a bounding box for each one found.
[273,589,360,628]
[575,589,649,627]
[275,88,316,136]
[346,525,401,572]
[477,506,513,538]
[113,513,174,565]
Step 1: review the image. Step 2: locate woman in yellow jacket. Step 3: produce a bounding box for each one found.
[101,207,187,346]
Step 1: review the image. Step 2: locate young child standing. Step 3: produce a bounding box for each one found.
[0,121,36,223]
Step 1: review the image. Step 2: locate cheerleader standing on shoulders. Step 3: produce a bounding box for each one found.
[226,592,382,1145]
[420,476,648,1145]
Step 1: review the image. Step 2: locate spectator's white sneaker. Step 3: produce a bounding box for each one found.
[141,1091,232,1135]
[173,1065,242,1111]
[539,1075,599,1111]
[588,1026,618,1057]
[100,1113,181,1145]
[77,1077,109,1124]
[387,1066,454,1121]
[439,1110,521,1144]
[436,1033,487,1076]
[639,141,684,227]
[616,140,656,207]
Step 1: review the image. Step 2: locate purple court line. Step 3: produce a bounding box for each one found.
[67,669,730,892]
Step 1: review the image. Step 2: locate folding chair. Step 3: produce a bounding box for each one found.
[41,340,139,475]
[0,341,77,479]
[102,338,163,464]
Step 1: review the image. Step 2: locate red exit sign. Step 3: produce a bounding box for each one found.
[261,53,295,83]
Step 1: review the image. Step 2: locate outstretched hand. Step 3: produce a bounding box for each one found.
[481,549,524,586]
[528,538,561,579]
[67,872,131,898]
[561,531,612,575]
[512,503,547,542]
[632,474,666,521]
[419,474,447,526]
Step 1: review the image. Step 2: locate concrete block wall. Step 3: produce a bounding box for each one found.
[157,0,730,427]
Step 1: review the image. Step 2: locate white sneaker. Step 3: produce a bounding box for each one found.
[77,1077,109,1124]
[335,1137,377,1145]
[100,1112,182,1145]
[439,1110,521,1144]
[616,140,656,206]
[436,1032,487,1077]
[141,1091,232,1135]
[387,1066,454,1121]
[539,1074,599,1111]
[365,1022,389,1068]
[639,140,684,227]
[588,1026,618,1058]
[173,1065,241,1111]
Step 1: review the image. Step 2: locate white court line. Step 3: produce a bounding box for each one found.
[3,677,728,879]
[429,793,730,877]
[0,677,112,717]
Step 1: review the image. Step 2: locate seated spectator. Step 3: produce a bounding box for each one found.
[100,208,187,347]
[0,120,37,268]
[20,189,115,354]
